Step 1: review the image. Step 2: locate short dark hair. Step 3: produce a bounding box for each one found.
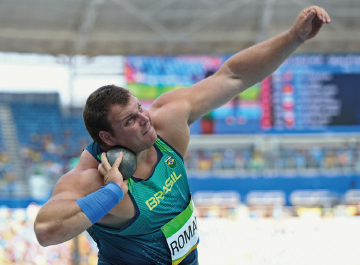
[83,84,131,146]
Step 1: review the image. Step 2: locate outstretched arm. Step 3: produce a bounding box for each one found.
[155,6,330,125]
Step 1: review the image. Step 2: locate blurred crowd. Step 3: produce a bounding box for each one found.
[21,131,90,178]
[1,132,360,195]
[184,143,360,172]
[0,204,98,265]
[0,152,16,195]
[0,204,74,264]
[0,131,90,195]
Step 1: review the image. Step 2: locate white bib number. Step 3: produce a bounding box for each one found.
[161,197,199,265]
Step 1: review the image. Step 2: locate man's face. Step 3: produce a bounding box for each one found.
[106,96,157,154]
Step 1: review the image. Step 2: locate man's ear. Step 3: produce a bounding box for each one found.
[99,131,115,146]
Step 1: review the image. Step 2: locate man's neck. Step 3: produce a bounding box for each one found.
[132,146,158,180]
[136,146,156,165]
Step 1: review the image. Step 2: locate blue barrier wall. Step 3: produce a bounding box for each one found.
[1,173,359,207]
[188,173,360,205]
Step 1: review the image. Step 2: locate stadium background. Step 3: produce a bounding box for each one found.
[0,0,360,264]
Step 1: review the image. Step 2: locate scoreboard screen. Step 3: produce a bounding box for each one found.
[261,54,360,134]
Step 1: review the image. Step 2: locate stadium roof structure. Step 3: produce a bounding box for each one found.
[1,0,359,56]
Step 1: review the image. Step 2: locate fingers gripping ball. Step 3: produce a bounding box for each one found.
[106,146,137,180]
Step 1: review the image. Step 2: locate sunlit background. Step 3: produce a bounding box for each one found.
[0,0,360,264]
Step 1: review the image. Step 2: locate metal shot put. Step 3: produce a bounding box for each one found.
[106,146,137,180]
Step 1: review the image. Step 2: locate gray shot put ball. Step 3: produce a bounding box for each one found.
[106,146,137,180]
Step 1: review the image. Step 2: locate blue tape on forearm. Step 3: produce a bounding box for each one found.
[104,182,124,201]
[76,183,124,224]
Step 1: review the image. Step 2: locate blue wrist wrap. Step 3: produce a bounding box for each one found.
[76,182,124,224]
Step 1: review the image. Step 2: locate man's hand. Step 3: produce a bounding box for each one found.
[99,152,128,194]
[292,6,330,42]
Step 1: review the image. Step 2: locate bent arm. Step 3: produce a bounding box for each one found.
[34,190,93,246]
[34,150,128,247]
[34,168,101,246]
[34,150,103,246]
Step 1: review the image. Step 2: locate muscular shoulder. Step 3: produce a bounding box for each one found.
[149,90,191,156]
[149,88,190,115]
[49,150,103,201]
[74,148,101,170]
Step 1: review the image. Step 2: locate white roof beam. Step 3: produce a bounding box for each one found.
[173,0,252,41]
[73,0,105,55]
[257,0,276,43]
[1,29,360,42]
[110,0,173,40]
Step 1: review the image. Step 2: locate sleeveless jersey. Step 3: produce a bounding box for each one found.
[84,136,198,265]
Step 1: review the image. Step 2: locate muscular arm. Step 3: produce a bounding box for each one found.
[35,150,129,247]
[34,151,103,246]
[152,6,330,125]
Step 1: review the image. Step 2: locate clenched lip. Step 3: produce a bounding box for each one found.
[143,125,151,135]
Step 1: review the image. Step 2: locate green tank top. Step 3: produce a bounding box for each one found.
[85,135,197,264]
